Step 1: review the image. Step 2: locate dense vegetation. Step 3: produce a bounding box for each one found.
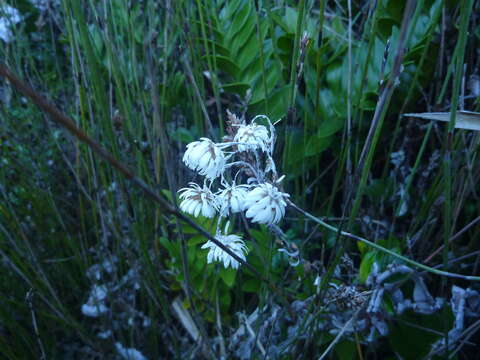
[1,0,480,359]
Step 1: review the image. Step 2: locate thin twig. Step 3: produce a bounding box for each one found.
[25,289,47,360]
[318,308,362,360]
[424,215,480,263]
[181,55,214,138]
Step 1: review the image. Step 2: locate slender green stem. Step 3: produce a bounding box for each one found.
[349,0,416,226]
[288,0,305,110]
[288,201,480,281]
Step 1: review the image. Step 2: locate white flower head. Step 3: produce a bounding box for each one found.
[201,233,248,269]
[234,122,270,152]
[183,138,226,180]
[244,183,289,225]
[217,183,248,215]
[178,182,218,218]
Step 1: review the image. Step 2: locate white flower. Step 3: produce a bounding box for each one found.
[217,184,248,214]
[201,234,248,269]
[178,183,218,218]
[182,138,226,180]
[234,123,270,152]
[244,183,289,224]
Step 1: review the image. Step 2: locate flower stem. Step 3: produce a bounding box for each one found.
[288,201,480,281]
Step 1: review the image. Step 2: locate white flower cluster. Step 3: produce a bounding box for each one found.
[178,113,290,269]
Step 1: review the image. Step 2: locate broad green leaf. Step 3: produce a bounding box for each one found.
[219,267,237,287]
[335,340,355,360]
[230,15,256,56]
[209,55,240,77]
[240,46,273,83]
[188,235,206,247]
[196,37,230,56]
[192,254,206,274]
[305,135,332,157]
[359,251,376,283]
[316,116,344,138]
[171,127,195,144]
[236,20,270,70]
[236,31,261,70]
[161,189,174,202]
[248,85,288,120]
[222,82,251,96]
[283,7,298,34]
[269,12,290,33]
[226,1,252,42]
[241,278,261,292]
[187,245,196,263]
[219,290,231,307]
[221,0,243,21]
[250,61,281,104]
[250,228,271,243]
[277,34,294,54]
[389,311,450,359]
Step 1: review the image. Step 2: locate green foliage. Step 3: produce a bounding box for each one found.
[206,0,287,119]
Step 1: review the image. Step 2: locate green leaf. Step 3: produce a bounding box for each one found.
[210,55,241,77]
[376,17,398,39]
[159,237,180,260]
[248,85,289,120]
[316,116,344,138]
[230,15,256,57]
[241,278,260,292]
[240,42,274,81]
[226,1,252,42]
[236,31,260,70]
[403,111,480,131]
[277,34,294,54]
[283,7,298,34]
[195,37,230,56]
[359,251,376,283]
[269,12,290,33]
[188,235,206,247]
[219,267,237,287]
[305,135,332,157]
[192,254,206,274]
[335,340,355,360]
[221,0,243,20]
[250,228,271,243]
[250,61,281,103]
[222,82,251,96]
[171,127,195,144]
[219,290,231,307]
[161,189,174,202]
[389,311,449,359]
